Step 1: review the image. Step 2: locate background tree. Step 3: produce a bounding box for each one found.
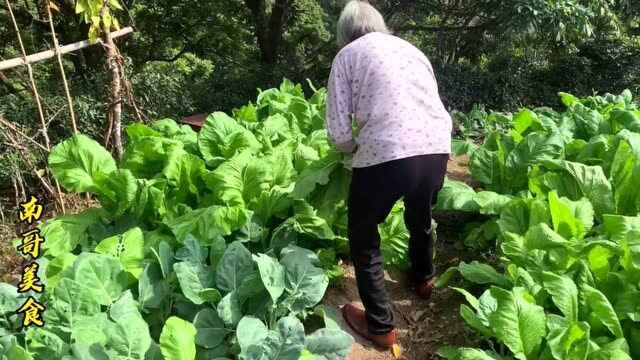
[1,0,639,189]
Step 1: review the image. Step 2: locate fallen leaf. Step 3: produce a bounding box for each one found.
[391,344,403,359]
[411,309,426,322]
[48,1,60,12]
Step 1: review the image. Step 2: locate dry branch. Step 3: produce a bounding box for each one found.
[5,0,66,212]
[1,121,59,205]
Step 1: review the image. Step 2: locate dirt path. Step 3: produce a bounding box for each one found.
[322,155,477,360]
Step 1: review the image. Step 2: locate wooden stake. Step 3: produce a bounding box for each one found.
[5,0,66,213]
[45,1,78,134]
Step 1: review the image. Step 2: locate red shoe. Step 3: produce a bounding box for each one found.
[341,303,397,348]
[415,278,434,300]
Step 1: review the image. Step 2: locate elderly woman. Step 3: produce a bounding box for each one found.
[326,0,452,348]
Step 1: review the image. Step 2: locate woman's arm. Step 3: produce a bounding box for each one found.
[326,57,357,153]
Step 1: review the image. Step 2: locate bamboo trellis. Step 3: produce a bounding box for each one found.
[1,0,133,213]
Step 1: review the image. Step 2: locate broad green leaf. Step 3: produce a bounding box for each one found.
[174,262,216,305]
[489,287,546,360]
[269,220,298,255]
[610,130,640,216]
[610,109,640,132]
[159,317,197,360]
[280,245,321,266]
[290,151,342,199]
[216,291,242,328]
[25,327,70,359]
[93,169,138,217]
[602,215,640,242]
[446,347,499,360]
[280,250,328,314]
[64,343,111,360]
[151,241,175,279]
[434,267,459,289]
[45,253,76,291]
[94,227,145,278]
[193,309,226,349]
[109,311,151,360]
[233,102,258,122]
[304,328,354,360]
[216,241,255,294]
[3,338,33,360]
[434,179,480,212]
[460,304,493,338]
[71,313,113,347]
[475,191,515,215]
[548,191,591,240]
[203,150,271,207]
[587,339,632,360]
[498,198,550,237]
[144,342,164,360]
[229,216,264,244]
[49,134,117,193]
[163,153,206,204]
[130,179,167,226]
[249,186,294,223]
[73,253,128,306]
[313,305,341,330]
[582,284,623,338]
[546,321,590,360]
[121,136,186,179]
[569,103,603,140]
[209,236,226,268]
[252,254,285,302]
[126,123,163,140]
[451,139,479,156]
[252,316,305,360]
[198,112,261,164]
[199,288,222,303]
[602,215,640,273]
[175,234,208,264]
[40,209,102,257]
[138,263,169,310]
[167,205,251,245]
[46,278,100,332]
[109,291,139,322]
[542,272,579,321]
[451,287,480,310]
[237,316,268,356]
[292,201,335,240]
[379,208,410,268]
[523,223,568,250]
[540,160,615,218]
[0,283,26,317]
[470,147,502,190]
[505,132,564,189]
[458,261,511,287]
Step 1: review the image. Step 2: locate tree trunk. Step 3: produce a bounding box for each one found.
[101,7,123,160]
[244,0,293,64]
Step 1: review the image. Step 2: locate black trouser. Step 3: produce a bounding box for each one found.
[347,153,448,334]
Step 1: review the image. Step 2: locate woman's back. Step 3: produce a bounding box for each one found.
[327,31,452,167]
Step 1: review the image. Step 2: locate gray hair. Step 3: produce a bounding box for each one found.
[336,1,390,49]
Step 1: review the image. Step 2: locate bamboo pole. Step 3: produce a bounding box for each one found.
[5,0,66,213]
[0,27,133,71]
[44,1,78,134]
